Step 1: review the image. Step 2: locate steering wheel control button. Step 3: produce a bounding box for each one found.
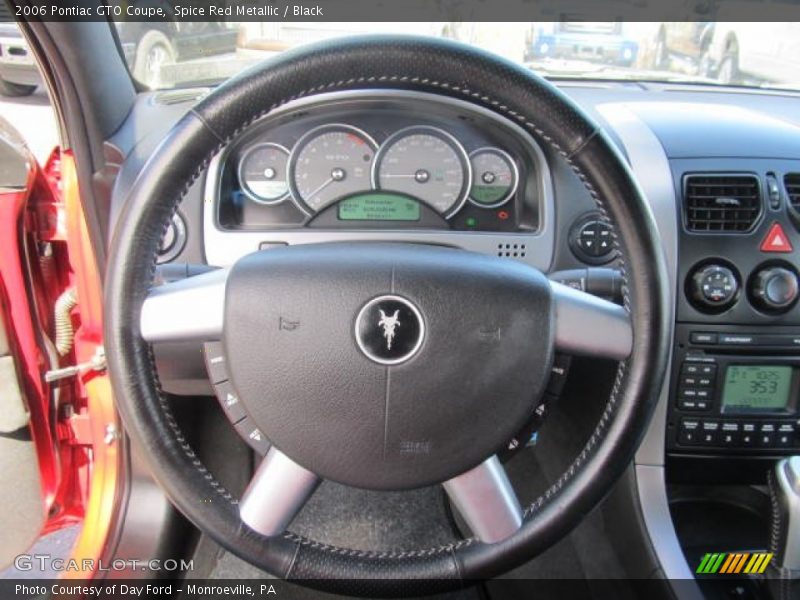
[213,380,247,424]
[569,214,614,265]
[688,263,739,312]
[234,418,271,455]
[203,342,228,384]
[355,295,424,365]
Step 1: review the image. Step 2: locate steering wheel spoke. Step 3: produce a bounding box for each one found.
[443,456,523,544]
[239,447,320,538]
[550,280,632,361]
[140,268,229,343]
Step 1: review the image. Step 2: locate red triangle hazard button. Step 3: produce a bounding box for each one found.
[760,222,793,253]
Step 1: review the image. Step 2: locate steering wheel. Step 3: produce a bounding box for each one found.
[105,36,669,594]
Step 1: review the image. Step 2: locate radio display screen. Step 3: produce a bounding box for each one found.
[721,365,794,412]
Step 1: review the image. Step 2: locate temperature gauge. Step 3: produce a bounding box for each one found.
[468,147,518,208]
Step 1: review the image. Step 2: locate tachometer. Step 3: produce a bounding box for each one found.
[373,126,470,218]
[238,143,291,204]
[289,124,377,214]
[468,147,518,208]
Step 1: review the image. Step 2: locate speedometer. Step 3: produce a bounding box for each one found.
[289,124,377,214]
[373,126,470,218]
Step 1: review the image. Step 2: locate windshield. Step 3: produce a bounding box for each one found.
[114,22,800,91]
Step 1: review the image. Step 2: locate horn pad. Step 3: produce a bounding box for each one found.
[223,243,554,490]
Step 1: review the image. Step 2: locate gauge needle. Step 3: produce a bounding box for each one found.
[306,177,334,199]
[381,174,418,178]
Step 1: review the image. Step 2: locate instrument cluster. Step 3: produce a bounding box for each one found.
[214,93,545,234]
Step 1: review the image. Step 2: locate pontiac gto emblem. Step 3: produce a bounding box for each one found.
[356,296,424,365]
[378,309,401,350]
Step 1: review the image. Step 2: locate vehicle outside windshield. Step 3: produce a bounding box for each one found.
[113,21,800,91]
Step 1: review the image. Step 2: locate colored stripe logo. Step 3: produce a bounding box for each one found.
[696,552,773,574]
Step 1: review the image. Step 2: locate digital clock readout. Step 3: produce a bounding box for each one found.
[721,365,793,412]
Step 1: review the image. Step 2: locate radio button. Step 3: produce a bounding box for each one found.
[700,420,720,445]
[698,376,714,387]
[720,422,740,446]
[678,419,701,445]
[682,363,701,375]
[679,399,711,411]
[740,422,757,447]
[690,332,718,345]
[758,433,776,447]
[719,334,757,346]
[696,389,711,400]
[681,388,698,398]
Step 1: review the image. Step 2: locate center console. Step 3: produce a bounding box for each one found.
[667,161,800,468]
[664,160,800,599]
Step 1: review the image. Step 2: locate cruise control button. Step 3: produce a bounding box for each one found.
[203,342,228,384]
[213,380,247,424]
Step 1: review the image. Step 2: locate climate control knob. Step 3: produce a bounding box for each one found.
[750,266,799,313]
[689,264,739,311]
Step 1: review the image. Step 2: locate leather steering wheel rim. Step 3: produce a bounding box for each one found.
[105,35,669,594]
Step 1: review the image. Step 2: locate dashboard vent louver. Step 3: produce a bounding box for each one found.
[683,174,762,233]
[785,174,800,212]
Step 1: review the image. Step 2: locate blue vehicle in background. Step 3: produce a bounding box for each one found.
[524,21,639,67]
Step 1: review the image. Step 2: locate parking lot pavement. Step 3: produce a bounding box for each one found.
[0,87,58,165]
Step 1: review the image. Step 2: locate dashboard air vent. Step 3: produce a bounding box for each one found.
[785,174,800,211]
[683,174,761,232]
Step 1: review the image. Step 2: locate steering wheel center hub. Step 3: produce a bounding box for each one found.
[222,243,555,490]
[355,294,425,365]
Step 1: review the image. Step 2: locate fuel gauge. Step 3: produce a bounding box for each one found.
[468,148,518,208]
